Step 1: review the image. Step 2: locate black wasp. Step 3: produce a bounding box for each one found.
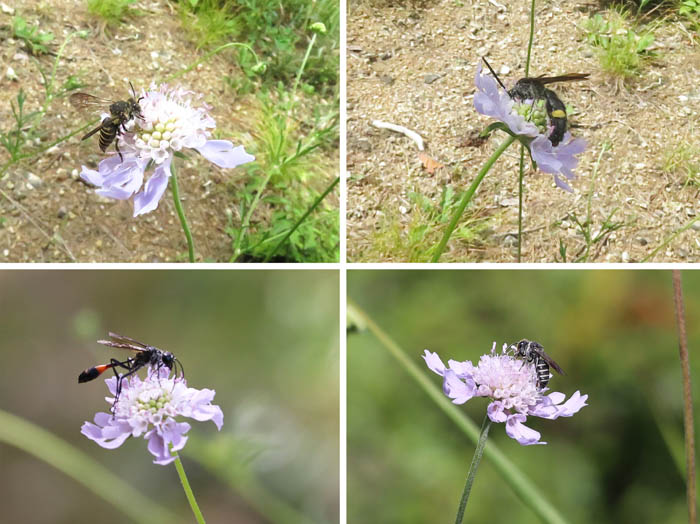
[511,339,565,389]
[78,332,184,412]
[482,57,589,146]
[70,81,144,161]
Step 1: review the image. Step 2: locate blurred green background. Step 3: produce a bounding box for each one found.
[0,270,338,524]
[348,270,699,524]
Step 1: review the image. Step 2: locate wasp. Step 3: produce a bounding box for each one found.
[78,332,184,413]
[511,339,565,389]
[70,81,144,161]
[482,57,589,146]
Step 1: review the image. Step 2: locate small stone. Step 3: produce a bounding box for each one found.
[27,173,43,187]
[1,2,14,14]
[71,168,79,179]
[424,74,441,84]
[6,66,18,81]
[12,52,28,63]
[621,251,630,263]
[355,139,372,152]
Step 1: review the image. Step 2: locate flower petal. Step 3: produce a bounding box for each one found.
[529,390,589,419]
[487,400,508,423]
[133,156,171,216]
[473,62,539,138]
[505,414,546,445]
[195,140,255,168]
[442,369,476,404]
[423,350,447,376]
[530,134,587,191]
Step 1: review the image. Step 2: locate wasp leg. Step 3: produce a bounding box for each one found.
[115,138,124,162]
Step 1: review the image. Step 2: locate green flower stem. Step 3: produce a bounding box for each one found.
[517,0,536,262]
[231,170,274,262]
[264,176,339,262]
[672,271,697,523]
[525,0,536,77]
[172,450,206,524]
[347,299,568,524]
[455,414,492,524]
[518,146,525,262]
[291,33,318,103]
[170,160,195,262]
[432,135,516,262]
[0,409,177,524]
[163,42,261,84]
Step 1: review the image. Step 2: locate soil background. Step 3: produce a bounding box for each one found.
[347,0,700,262]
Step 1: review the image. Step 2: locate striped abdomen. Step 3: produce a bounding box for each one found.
[535,358,551,389]
[98,118,119,152]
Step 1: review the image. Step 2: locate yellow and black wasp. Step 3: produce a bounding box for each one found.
[482,58,589,146]
[70,81,144,161]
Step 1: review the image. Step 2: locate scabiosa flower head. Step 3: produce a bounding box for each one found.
[423,342,587,445]
[81,366,224,465]
[80,83,255,216]
[473,63,587,191]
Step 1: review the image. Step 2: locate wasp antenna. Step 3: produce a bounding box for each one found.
[481,57,509,93]
[175,358,185,379]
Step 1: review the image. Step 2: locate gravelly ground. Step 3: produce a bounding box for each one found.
[347,0,700,262]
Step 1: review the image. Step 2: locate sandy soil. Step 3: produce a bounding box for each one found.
[1,0,337,262]
[347,0,700,262]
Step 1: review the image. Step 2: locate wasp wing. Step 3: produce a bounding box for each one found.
[535,348,566,375]
[96,332,151,352]
[69,92,114,111]
[535,73,590,85]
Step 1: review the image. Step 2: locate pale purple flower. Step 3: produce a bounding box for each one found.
[80,84,255,216]
[473,63,586,191]
[81,366,223,465]
[474,63,540,138]
[530,133,587,192]
[423,343,587,445]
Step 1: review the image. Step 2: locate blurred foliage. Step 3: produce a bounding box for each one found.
[0,270,338,524]
[348,270,698,524]
[178,0,339,96]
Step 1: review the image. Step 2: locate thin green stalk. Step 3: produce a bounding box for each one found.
[291,33,318,103]
[347,300,568,524]
[231,29,321,262]
[0,409,177,524]
[517,147,525,262]
[517,0,536,262]
[642,217,700,262]
[432,135,516,262]
[172,450,206,524]
[525,0,536,76]
[264,176,339,262]
[170,160,195,262]
[231,170,274,262]
[455,414,492,524]
[672,270,697,523]
[163,42,261,84]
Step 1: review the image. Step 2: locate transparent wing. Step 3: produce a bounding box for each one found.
[96,332,151,353]
[69,92,113,112]
[536,348,566,375]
